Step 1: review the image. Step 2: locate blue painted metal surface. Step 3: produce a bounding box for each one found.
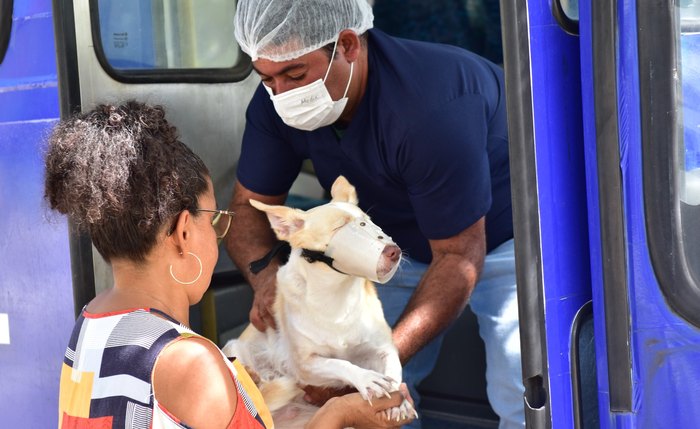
[580,0,700,426]
[618,2,700,425]
[527,1,591,427]
[619,2,700,426]
[0,0,74,426]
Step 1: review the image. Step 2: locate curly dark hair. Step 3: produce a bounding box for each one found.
[44,101,209,262]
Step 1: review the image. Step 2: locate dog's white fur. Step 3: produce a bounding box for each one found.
[223,176,414,427]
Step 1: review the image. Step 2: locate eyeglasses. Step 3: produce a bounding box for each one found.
[197,209,235,241]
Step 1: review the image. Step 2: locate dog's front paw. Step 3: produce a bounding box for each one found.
[399,397,419,420]
[351,369,396,403]
[382,398,418,422]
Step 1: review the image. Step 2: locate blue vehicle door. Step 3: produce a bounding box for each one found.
[501,1,594,428]
[503,0,700,428]
[578,1,700,428]
[0,1,76,426]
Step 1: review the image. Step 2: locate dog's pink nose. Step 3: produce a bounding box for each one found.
[382,245,401,263]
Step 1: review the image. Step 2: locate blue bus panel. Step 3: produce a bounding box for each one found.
[0,1,74,427]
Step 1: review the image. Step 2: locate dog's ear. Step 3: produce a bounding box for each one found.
[330,176,359,205]
[249,199,305,240]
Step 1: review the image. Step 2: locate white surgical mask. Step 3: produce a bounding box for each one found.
[264,39,354,131]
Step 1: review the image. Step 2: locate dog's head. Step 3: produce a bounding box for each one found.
[250,176,401,283]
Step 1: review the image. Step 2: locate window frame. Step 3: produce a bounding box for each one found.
[0,0,12,65]
[639,1,700,328]
[89,0,251,84]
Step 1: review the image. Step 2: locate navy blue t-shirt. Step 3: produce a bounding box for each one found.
[237,29,512,263]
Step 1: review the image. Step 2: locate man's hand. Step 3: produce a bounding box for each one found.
[249,274,277,331]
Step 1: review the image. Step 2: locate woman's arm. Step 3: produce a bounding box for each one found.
[306,384,415,428]
[153,337,238,429]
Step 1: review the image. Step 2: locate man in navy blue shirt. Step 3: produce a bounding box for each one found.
[226,1,523,428]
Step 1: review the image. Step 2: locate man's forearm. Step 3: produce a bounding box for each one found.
[225,202,279,287]
[392,252,480,364]
[224,182,289,329]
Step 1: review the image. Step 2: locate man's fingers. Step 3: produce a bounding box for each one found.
[250,302,276,331]
[251,281,277,330]
[262,312,277,329]
[251,316,266,332]
[249,307,267,332]
[398,382,414,406]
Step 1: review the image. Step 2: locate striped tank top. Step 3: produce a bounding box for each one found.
[58,308,273,429]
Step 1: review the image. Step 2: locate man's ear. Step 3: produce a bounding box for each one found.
[249,199,305,241]
[338,29,361,62]
[330,176,359,205]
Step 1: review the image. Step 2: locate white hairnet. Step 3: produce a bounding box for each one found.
[234,0,374,62]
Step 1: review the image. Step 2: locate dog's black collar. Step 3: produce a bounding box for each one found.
[248,241,348,276]
[249,241,291,274]
[300,249,345,275]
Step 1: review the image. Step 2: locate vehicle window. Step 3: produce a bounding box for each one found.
[642,1,700,328]
[553,0,578,35]
[92,0,248,81]
[679,3,700,280]
[638,0,700,326]
[559,0,578,22]
[0,0,11,65]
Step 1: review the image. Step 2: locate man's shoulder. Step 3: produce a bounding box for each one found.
[368,29,503,105]
[369,28,500,71]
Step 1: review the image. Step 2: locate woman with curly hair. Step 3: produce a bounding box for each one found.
[48,101,412,429]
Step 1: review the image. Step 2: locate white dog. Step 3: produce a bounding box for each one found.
[223,176,415,427]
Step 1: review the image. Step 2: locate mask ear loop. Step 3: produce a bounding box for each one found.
[342,62,354,98]
[323,36,354,99]
[322,37,340,82]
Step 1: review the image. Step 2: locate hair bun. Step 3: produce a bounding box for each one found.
[44,101,209,261]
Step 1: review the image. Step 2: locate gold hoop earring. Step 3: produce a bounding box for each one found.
[169,252,203,285]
